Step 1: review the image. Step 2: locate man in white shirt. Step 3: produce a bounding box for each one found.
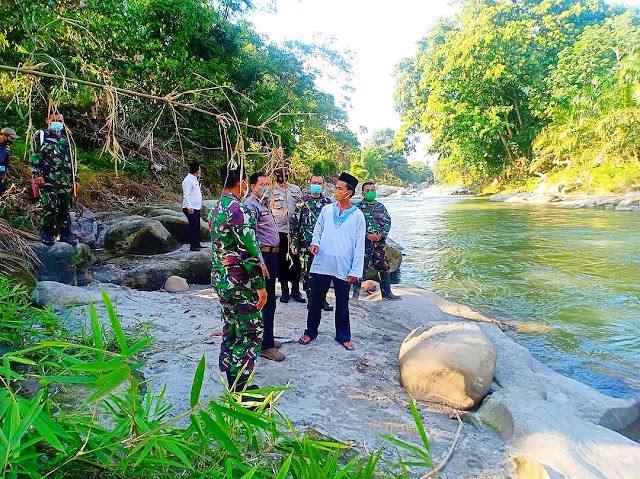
[182,162,203,251]
[298,172,365,351]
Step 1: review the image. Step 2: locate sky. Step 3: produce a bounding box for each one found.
[251,0,640,152]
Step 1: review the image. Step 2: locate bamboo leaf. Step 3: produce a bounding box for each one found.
[199,410,240,458]
[409,397,431,452]
[86,367,130,403]
[190,356,206,408]
[275,453,293,479]
[89,302,104,362]
[102,290,129,357]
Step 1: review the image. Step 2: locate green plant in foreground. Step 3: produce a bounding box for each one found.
[0,289,433,478]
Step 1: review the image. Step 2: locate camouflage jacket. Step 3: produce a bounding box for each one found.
[356,200,391,240]
[31,130,76,189]
[290,194,332,250]
[209,192,266,292]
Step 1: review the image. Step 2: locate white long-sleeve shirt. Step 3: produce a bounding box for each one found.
[310,203,366,281]
[182,173,202,210]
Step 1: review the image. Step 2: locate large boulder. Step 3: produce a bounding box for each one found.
[363,237,403,279]
[103,216,180,255]
[93,249,211,290]
[201,200,218,220]
[152,214,209,244]
[31,242,78,285]
[399,322,496,409]
[31,281,106,307]
[70,208,98,247]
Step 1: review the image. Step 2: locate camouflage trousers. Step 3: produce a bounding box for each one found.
[39,186,72,234]
[300,247,314,291]
[364,239,389,274]
[217,285,264,380]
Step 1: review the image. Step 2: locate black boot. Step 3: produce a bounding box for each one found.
[322,299,333,311]
[280,285,290,303]
[351,280,361,302]
[290,286,306,303]
[39,229,55,246]
[59,224,77,247]
[380,272,401,300]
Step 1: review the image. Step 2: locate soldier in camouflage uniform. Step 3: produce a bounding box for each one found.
[31,113,78,246]
[209,163,268,393]
[290,174,333,311]
[355,181,401,300]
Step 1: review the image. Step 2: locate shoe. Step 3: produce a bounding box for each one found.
[241,384,261,411]
[261,347,286,361]
[274,340,283,349]
[291,292,306,303]
[339,341,355,351]
[280,292,290,303]
[380,272,401,300]
[197,243,205,248]
[298,334,314,345]
[60,236,77,247]
[39,231,55,246]
[322,300,333,312]
[190,246,201,251]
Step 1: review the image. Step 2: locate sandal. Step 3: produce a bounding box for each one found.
[340,341,355,351]
[298,334,313,345]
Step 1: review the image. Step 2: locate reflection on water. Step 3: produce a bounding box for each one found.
[385,196,640,399]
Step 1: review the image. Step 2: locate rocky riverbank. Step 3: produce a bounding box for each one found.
[32,280,640,479]
[489,191,640,211]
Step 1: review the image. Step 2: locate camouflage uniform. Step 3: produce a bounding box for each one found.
[356,200,391,273]
[31,131,76,237]
[290,193,332,290]
[210,192,266,382]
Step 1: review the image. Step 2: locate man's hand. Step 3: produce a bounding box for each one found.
[187,208,194,214]
[346,276,359,284]
[310,245,319,255]
[256,288,268,310]
[261,263,270,279]
[366,233,377,241]
[291,246,298,255]
[34,176,45,186]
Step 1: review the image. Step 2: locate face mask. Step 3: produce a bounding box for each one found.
[259,185,271,198]
[364,191,376,202]
[309,184,323,195]
[334,190,344,201]
[50,121,64,133]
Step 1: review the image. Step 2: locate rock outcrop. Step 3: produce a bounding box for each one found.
[399,322,496,409]
[32,281,106,307]
[103,216,180,255]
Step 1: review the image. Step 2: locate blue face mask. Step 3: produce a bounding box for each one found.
[309,184,323,195]
[50,121,64,133]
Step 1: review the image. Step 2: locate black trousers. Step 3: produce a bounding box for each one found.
[261,251,278,349]
[182,208,201,248]
[304,273,351,343]
[277,232,301,293]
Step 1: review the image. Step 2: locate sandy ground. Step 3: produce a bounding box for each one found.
[65,282,512,478]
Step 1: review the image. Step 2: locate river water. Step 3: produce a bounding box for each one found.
[383,195,640,400]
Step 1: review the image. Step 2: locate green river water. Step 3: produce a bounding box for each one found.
[383,196,640,400]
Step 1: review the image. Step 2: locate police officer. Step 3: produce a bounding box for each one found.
[0,127,19,196]
[290,174,333,311]
[271,165,305,303]
[355,181,401,300]
[31,113,79,246]
[244,172,286,362]
[210,163,267,393]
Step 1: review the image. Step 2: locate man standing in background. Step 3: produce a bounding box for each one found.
[182,162,203,251]
[290,174,333,312]
[355,181,401,300]
[271,165,305,303]
[245,172,286,362]
[0,127,19,196]
[31,113,78,246]
[210,163,267,393]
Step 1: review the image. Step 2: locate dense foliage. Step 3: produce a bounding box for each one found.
[0,0,358,189]
[395,0,640,192]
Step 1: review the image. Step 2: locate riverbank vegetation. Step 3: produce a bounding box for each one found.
[395,0,640,193]
[0,279,436,478]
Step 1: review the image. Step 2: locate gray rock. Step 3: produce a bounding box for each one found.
[201,200,218,220]
[399,323,496,409]
[153,214,209,244]
[104,216,180,255]
[93,249,210,290]
[144,208,184,218]
[73,243,94,286]
[32,281,105,307]
[164,275,189,292]
[31,242,77,285]
[70,208,98,247]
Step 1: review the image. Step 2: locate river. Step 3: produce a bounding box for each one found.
[383,195,640,400]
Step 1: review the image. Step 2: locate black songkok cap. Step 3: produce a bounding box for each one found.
[338,171,358,189]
